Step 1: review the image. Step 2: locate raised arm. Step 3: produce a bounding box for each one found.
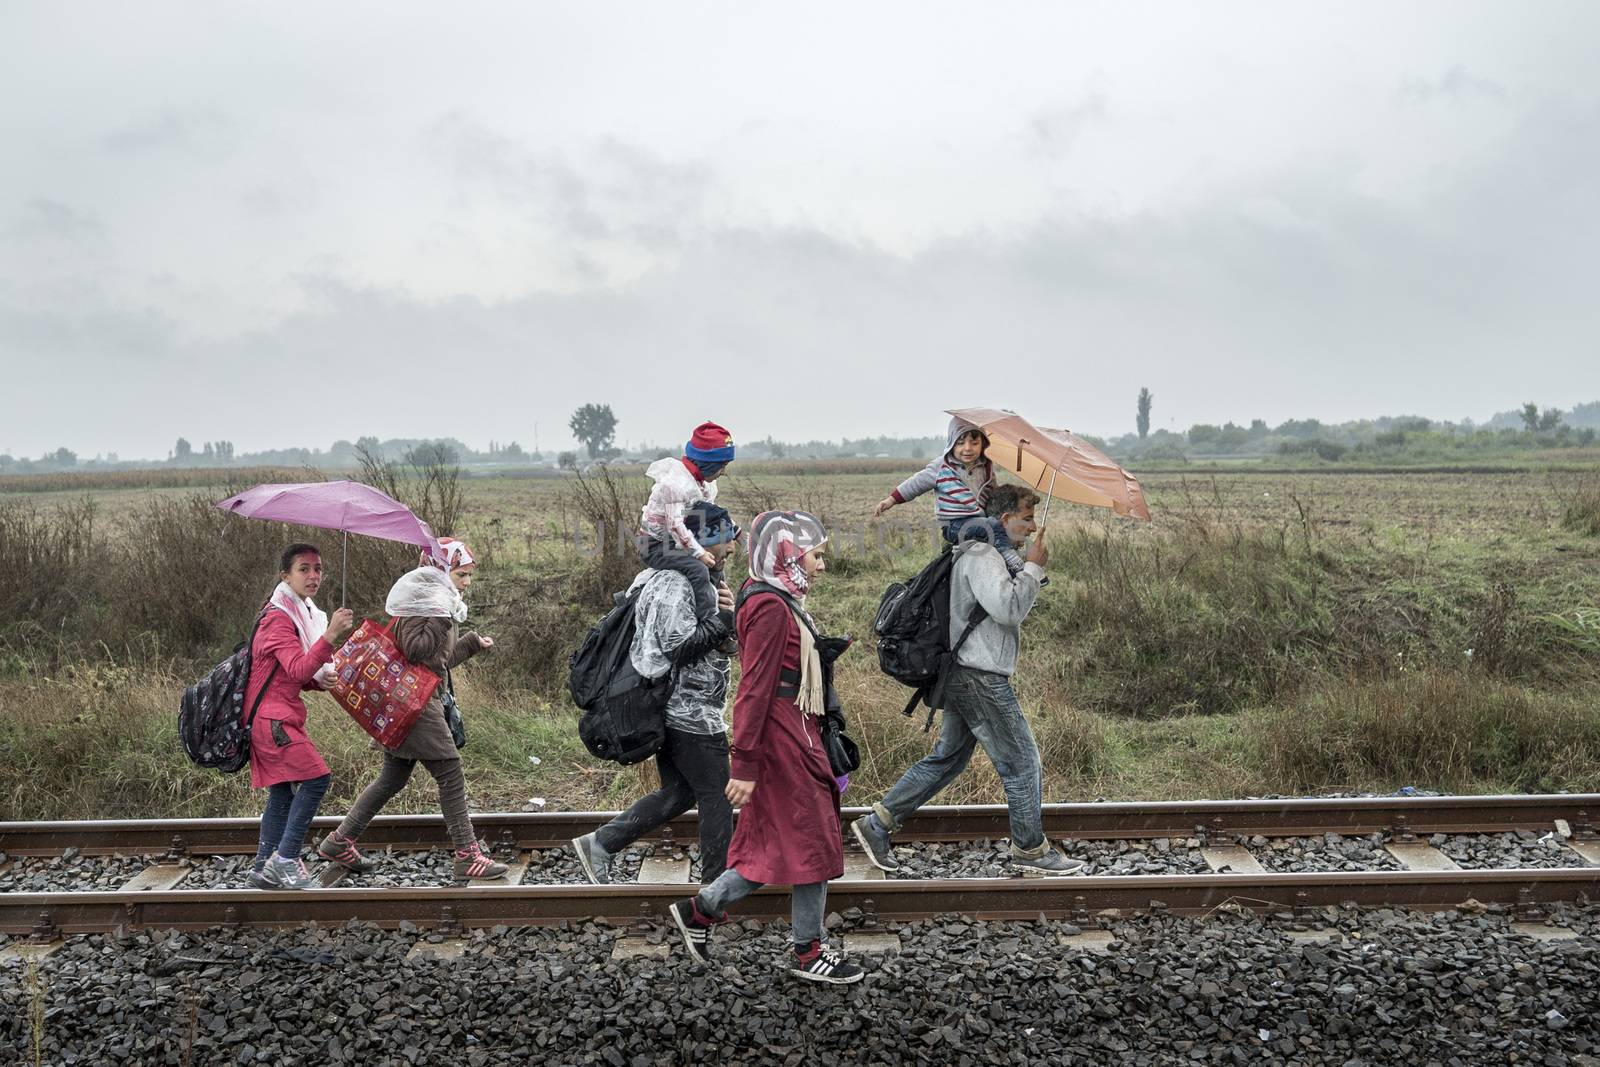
[961,549,1044,627]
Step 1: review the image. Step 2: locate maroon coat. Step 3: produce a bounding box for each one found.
[243,609,335,789]
[725,590,844,885]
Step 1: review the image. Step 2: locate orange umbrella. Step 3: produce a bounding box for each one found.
[946,407,1151,522]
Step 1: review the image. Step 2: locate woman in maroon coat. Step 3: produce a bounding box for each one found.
[669,511,864,985]
[244,543,354,890]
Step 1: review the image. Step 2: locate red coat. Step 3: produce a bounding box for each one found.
[244,609,336,789]
[726,590,844,885]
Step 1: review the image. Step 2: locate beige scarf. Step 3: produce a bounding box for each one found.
[795,623,825,718]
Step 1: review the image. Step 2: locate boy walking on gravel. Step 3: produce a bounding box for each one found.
[853,485,1085,876]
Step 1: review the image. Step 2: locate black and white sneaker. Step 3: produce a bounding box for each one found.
[850,814,899,873]
[668,897,715,965]
[571,833,611,885]
[789,941,864,985]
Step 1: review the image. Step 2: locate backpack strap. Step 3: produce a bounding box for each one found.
[242,605,283,734]
[914,583,990,733]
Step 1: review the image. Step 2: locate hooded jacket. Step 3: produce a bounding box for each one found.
[890,417,995,524]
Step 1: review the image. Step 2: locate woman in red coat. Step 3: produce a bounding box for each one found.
[244,543,354,890]
[669,511,864,985]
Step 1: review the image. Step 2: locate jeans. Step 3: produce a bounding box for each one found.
[595,728,733,881]
[255,774,331,868]
[696,869,828,948]
[337,754,477,850]
[873,667,1047,857]
[637,533,718,620]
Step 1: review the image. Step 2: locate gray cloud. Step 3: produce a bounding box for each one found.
[1398,65,1511,106]
[100,107,234,156]
[2,2,1598,459]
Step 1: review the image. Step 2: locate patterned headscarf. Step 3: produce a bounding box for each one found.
[437,536,475,570]
[746,510,828,600]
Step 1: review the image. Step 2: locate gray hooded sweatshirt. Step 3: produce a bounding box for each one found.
[948,543,1046,677]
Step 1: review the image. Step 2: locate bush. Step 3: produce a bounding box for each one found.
[1254,671,1600,793]
[1561,476,1600,537]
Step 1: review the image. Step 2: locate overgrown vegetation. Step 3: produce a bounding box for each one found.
[1,464,1597,818]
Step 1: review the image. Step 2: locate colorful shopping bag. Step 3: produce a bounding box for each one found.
[326,620,440,748]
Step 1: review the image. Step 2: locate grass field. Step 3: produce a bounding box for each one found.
[2,461,1597,821]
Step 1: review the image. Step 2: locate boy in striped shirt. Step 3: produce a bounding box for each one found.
[874,417,1027,575]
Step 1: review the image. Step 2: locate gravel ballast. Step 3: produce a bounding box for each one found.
[0,852,150,893]
[1252,833,1404,874]
[1436,832,1591,870]
[888,838,1212,878]
[3,907,1596,1065]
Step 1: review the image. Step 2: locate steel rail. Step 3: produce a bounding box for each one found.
[3,795,1595,857]
[4,868,1598,938]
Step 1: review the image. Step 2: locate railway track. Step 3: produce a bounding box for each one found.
[3,796,1598,938]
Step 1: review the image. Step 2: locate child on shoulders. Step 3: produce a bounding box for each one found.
[638,421,736,619]
[875,417,1027,575]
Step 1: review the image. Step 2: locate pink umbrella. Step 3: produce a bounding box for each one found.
[216,480,443,605]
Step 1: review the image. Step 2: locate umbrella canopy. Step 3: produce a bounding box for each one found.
[947,407,1151,521]
[216,480,442,556]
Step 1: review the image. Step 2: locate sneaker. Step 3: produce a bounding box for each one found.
[850,814,899,873]
[263,853,314,890]
[571,833,611,885]
[789,941,864,985]
[1010,849,1087,877]
[247,864,279,890]
[454,846,509,881]
[316,831,377,873]
[668,897,716,965]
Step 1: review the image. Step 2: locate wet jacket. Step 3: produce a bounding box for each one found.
[625,568,732,735]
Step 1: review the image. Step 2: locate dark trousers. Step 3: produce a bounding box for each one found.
[637,533,719,620]
[595,728,733,882]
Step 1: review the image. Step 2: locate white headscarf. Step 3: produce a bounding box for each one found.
[268,582,329,652]
[385,566,467,622]
[746,510,829,603]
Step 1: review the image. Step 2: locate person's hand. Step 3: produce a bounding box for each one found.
[1024,526,1049,569]
[478,635,495,649]
[873,497,896,517]
[696,549,716,568]
[716,583,735,613]
[327,607,356,644]
[313,663,338,690]
[725,778,755,806]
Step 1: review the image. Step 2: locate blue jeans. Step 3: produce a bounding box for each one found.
[873,667,1046,857]
[254,774,331,868]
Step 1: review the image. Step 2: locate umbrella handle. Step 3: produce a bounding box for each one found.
[1041,466,1058,527]
[341,530,348,609]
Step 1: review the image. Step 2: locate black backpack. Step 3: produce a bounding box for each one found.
[873,546,987,729]
[178,607,280,773]
[569,586,671,765]
[734,582,860,776]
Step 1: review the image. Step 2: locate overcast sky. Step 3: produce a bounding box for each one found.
[2,2,1597,459]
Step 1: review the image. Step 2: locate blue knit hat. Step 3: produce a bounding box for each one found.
[683,502,740,548]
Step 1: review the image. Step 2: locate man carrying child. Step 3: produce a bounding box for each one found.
[854,484,1085,876]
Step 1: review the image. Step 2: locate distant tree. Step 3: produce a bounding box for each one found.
[1136,388,1153,439]
[1248,418,1268,438]
[53,446,77,467]
[0,454,13,469]
[558,451,578,470]
[173,437,193,462]
[355,435,382,457]
[1187,423,1220,447]
[1539,407,1564,432]
[1520,403,1541,432]
[569,403,618,459]
[504,441,525,459]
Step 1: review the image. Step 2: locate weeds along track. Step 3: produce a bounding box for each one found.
[2,797,1598,936]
